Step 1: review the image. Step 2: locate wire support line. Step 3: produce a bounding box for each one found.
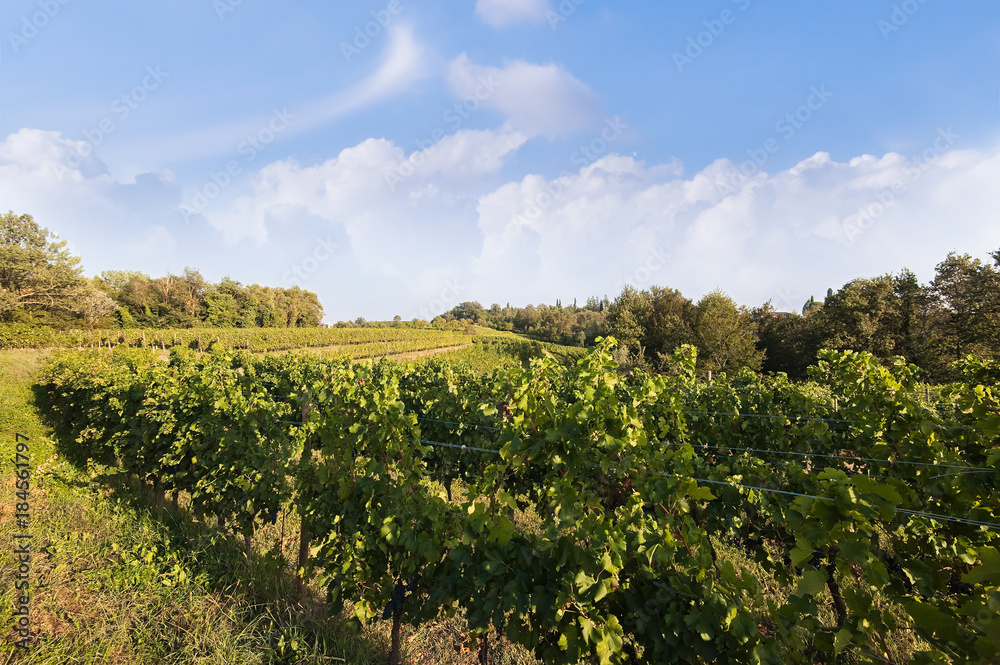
[274,397,988,432]
[279,423,999,529]
[655,441,988,472]
[679,409,989,433]
[928,469,999,480]
[896,509,1000,530]
[412,439,502,455]
[654,472,1000,531]
[655,473,836,502]
[416,417,501,431]
[681,410,854,425]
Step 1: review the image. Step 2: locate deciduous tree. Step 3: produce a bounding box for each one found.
[0,211,86,322]
[693,290,763,373]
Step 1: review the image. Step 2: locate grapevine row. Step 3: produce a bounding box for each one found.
[38,340,1000,664]
[0,323,470,352]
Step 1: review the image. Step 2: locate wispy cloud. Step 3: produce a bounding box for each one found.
[297,24,428,130]
[128,25,429,167]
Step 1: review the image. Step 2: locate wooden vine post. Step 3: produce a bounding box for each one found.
[153,478,166,511]
[295,393,313,599]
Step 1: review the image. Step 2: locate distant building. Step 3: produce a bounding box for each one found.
[802,296,823,315]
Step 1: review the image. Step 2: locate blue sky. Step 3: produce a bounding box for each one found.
[2,0,998,321]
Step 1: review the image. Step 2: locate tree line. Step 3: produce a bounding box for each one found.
[441,249,1000,383]
[1,211,323,329]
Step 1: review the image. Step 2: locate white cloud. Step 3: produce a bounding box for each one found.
[4,125,999,321]
[403,128,530,181]
[448,54,602,138]
[207,126,1000,317]
[211,127,529,269]
[475,0,552,27]
[471,147,1000,308]
[0,128,198,276]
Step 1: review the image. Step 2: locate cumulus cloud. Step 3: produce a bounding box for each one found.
[209,125,533,301]
[0,128,357,302]
[4,125,999,321]
[475,0,552,27]
[0,129,184,261]
[220,133,1000,316]
[471,146,1000,309]
[448,54,602,138]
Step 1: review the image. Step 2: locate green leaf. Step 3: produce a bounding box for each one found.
[850,475,902,504]
[833,628,852,655]
[964,547,1000,585]
[905,601,954,639]
[790,540,814,567]
[796,569,828,597]
[601,551,615,574]
[593,578,612,602]
[558,624,579,654]
[580,617,596,645]
[575,570,596,592]
[689,485,717,501]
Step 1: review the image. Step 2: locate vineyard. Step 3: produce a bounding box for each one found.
[0,323,472,355]
[36,339,1000,664]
